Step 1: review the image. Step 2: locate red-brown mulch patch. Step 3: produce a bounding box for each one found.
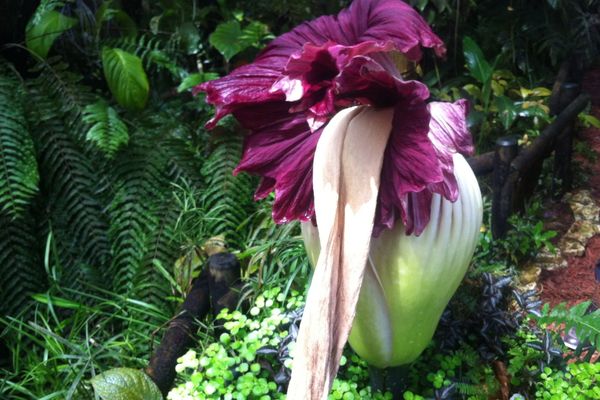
[539,235,600,307]
[583,69,600,107]
[538,80,600,308]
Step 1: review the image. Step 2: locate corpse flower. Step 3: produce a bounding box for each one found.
[197,0,482,399]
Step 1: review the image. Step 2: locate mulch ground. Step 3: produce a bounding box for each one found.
[538,69,600,308]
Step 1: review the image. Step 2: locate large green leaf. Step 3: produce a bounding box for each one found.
[494,95,518,129]
[177,22,201,55]
[26,10,77,59]
[96,2,138,38]
[102,48,149,111]
[177,72,219,93]
[463,36,492,84]
[209,20,245,61]
[91,368,162,400]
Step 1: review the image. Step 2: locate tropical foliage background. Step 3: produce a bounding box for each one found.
[1,0,599,399]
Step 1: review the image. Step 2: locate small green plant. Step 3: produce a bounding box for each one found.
[536,363,600,399]
[168,288,392,399]
[504,328,565,393]
[0,288,170,399]
[474,200,556,270]
[402,343,498,399]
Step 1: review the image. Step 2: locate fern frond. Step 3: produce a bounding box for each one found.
[29,58,97,143]
[0,61,40,219]
[455,381,485,397]
[106,140,169,298]
[162,137,203,185]
[82,100,129,158]
[108,186,158,295]
[200,132,258,250]
[132,202,180,316]
[536,302,600,350]
[242,202,310,295]
[26,78,111,279]
[0,214,44,316]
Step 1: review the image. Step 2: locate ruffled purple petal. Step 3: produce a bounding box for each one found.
[273,41,411,130]
[337,0,446,59]
[428,100,473,156]
[374,99,473,236]
[426,100,473,200]
[335,55,430,107]
[196,0,452,230]
[232,102,319,222]
[195,64,284,129]
[376,100,443,235]
[198,0,445,128]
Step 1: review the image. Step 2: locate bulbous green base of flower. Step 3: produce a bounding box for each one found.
[302,154,482,368]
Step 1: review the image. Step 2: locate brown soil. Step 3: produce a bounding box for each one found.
[538,73,600,308]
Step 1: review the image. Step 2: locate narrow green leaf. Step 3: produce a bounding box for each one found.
[102,48,149,110]
[209,20,247,61]
[91,368,162,400]
[31,294,83,310]
[26,10,77,59]
[463,36,493,84]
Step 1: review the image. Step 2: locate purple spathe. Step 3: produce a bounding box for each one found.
[196,0,472,236]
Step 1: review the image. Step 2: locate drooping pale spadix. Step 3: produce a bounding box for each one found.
[196,1,483,399]
[301,119,482,367]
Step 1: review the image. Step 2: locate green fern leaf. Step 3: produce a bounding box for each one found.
[0,62,39,218]
[26,72,111,277]
[29,59,97,143]
[83,100,129,158]
[201,132,258,249]
[104,138,179,320]
[240,21,273,47]
[0,214,44,316]
[536,302,600,349]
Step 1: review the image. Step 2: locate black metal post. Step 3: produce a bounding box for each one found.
[553,82,581,194]
[492,136,519,239]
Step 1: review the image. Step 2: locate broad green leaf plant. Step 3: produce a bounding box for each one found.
[91,368,163,400]
[102,47,150,111]
[26,6,77,58]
